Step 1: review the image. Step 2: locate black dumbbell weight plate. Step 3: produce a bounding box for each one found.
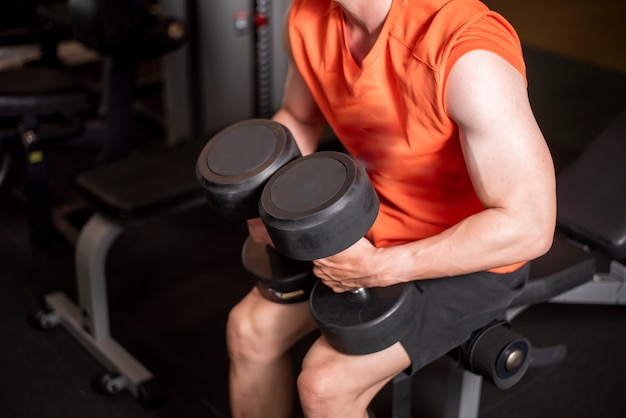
[196,119,301,220]
[242,236,317,304]
[260,151,379,260]
[310,281,420,355]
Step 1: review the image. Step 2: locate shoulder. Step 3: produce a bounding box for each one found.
[445,49,528,133]
[392,0,523,72]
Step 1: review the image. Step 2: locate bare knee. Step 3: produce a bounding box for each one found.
[298,361,347,414]
[297,340,411,417]
[226,301,261,362]
[226,289,315,364]
[226,301,282,365]
[297,351,373,417]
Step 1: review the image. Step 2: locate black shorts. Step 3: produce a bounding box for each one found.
[399,264,529,375]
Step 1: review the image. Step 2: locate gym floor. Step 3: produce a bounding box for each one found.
[1,1,625,417]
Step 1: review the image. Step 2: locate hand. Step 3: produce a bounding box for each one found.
[247,218,274,247]
[312,237,383,292]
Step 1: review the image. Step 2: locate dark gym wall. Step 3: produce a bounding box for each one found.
[161,0,289,144]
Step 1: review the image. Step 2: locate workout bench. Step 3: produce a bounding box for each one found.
[388,108,626,418]
[35,138,207,404]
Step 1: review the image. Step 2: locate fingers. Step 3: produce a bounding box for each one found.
[313,259,358,292]
[311,238,379,291]
[247,218,274,247]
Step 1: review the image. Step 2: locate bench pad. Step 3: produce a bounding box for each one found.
[78,138,207,221]
[512,236,596,307]
[556,109,626,259]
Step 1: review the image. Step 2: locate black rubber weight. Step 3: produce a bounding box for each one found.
[310,281,421,355]
[241,236,316,304]
[196,119,301,220]
[260,151,379,261]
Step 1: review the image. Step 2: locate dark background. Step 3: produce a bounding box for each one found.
[1,1,625,417]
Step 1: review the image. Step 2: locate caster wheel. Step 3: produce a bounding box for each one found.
[94,373,128,395]
[137,378,163,407]
[31,309,61,330]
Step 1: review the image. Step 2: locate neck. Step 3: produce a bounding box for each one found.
[337,0,392,65]
[338,0,392,35]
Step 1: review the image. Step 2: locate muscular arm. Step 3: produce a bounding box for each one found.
[248,6,326,244]
[272,6,326,155]
[314,50,556,290]
[272,64,325,155]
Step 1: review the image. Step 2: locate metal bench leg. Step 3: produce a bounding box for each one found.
[443,364,483,418]
[550,262,626,305]
[43,213,158,403]
[391,372,413,418]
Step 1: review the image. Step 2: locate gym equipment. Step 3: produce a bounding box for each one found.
[0,65,91,242]
[0,1,72,65]
[0,1,92,243]
[310,281,421,355]
[555,113,626,261]
[37,1,221,370]
[196,118,317,303]
[34,102,623,411]
[260,152,378,260]
[197,124,421,352]
[390,108,626,418]
[35,138,208,404]
[0,0,188,243]
[69,0,187,162]
[196,119,301,220]
[242,235,316,303]
[160,0,290,142]
[259,151,420,355]
[448,320,532,390]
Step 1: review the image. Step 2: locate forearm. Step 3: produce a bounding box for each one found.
[247,104,324,246]
[272,108,324,155]
[374,206,554,284]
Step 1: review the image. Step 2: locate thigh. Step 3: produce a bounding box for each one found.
[302,337,411,397]
[400,264,529,375]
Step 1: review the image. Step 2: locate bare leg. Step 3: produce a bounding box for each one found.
[298,337,411,418]
[227,287,317,418]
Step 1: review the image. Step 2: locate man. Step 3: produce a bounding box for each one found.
[227,1,556,417]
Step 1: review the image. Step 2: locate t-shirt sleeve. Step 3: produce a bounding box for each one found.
[445,13,527,84]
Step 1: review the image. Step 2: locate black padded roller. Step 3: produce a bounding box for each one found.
[453,321,531,389]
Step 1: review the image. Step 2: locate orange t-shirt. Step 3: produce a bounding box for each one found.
[289,0,527,273]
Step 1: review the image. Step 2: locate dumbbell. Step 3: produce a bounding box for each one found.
[196,119,301,220]
[241,235,316,303]
[259,151,420,355]
[196,119,316,303]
